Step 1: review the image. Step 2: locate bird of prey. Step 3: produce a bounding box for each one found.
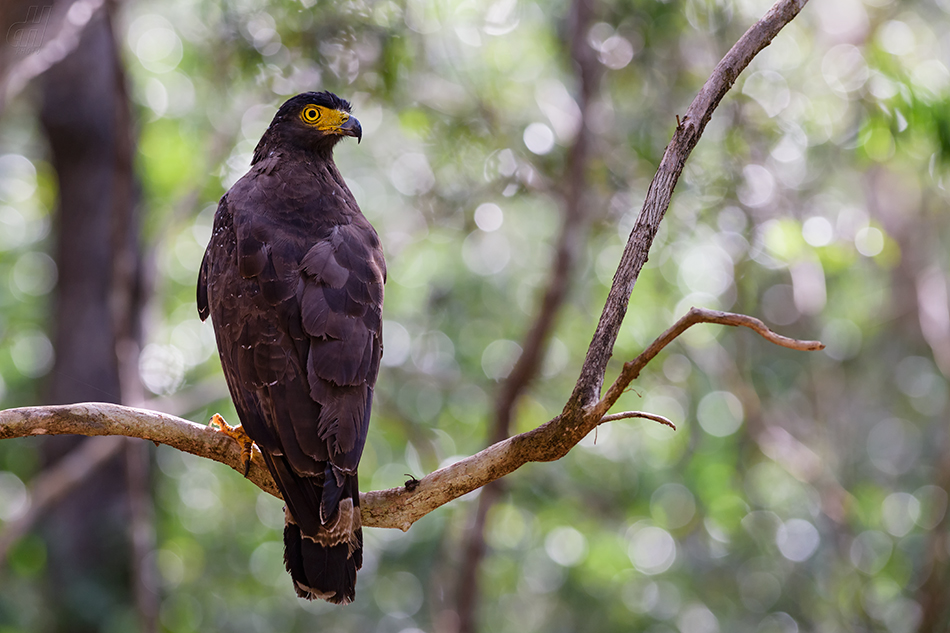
[197,91,385,604]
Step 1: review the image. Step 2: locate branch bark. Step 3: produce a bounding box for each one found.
[0,308,821,532]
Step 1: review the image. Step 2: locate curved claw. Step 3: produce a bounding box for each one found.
[209,413,254,477]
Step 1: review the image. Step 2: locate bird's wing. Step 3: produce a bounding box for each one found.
[297,220,385,513]
[221,181,384,499]
[199,193,298,461]
[200,167,383,603]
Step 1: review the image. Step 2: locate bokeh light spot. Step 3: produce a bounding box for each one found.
[374,571,423,617]
[462,231,510,275]
[0,155,37,203]
[697,391,744,438]
[677,603,719,633]
[249,541,285,587]
[855,227,884,256]
[128,15,183,73]
[821,44,869,95]
[599,35,635,69]
[12,252,57,297]
[742,70,790,117]
[881,492,920,537]
[738,165,775,208]
[544,526,588,567]
[627,524,676,575]
[822,319,862,361]
[474,203,504,232]
[523,122,555,155]
[11,331,54,378]
[481,338,522,380]
[802,216,834,247]
[382,320,411,367]
[776,518,820,562]
[139,343,185,395]
[850,530,892,575]
[867,418,922,476]
[651,483,697,529]
[390,153,435,196]
[0,472,28,521]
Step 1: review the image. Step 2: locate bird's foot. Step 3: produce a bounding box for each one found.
[209,413,254,477]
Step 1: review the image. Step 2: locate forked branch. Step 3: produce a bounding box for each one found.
[0,308,821,530]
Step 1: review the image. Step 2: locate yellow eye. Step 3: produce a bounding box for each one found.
[301,106,321,124]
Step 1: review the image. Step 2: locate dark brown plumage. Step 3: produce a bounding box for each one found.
[197,91,384,604]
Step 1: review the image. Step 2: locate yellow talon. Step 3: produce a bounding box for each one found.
[210,413,254,477]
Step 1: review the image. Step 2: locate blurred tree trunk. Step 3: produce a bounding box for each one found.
[38,3,152,632]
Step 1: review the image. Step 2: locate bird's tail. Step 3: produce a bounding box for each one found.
[282,474,363,604]
[264,453,363,604]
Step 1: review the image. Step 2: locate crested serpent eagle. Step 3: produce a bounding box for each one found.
[197,92,384,604]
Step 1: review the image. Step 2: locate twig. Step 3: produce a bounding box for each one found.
[0,310,821,532]
[592,307,823,422]
[599,410,676,429]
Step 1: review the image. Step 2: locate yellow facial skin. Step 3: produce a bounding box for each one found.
[299,105,351,134]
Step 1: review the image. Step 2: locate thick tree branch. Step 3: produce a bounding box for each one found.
[0,309,820,532]
[0,404,280,499]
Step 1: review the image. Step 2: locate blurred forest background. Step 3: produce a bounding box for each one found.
[0,0,949,631]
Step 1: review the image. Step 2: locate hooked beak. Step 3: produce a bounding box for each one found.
[339,116,362,144]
